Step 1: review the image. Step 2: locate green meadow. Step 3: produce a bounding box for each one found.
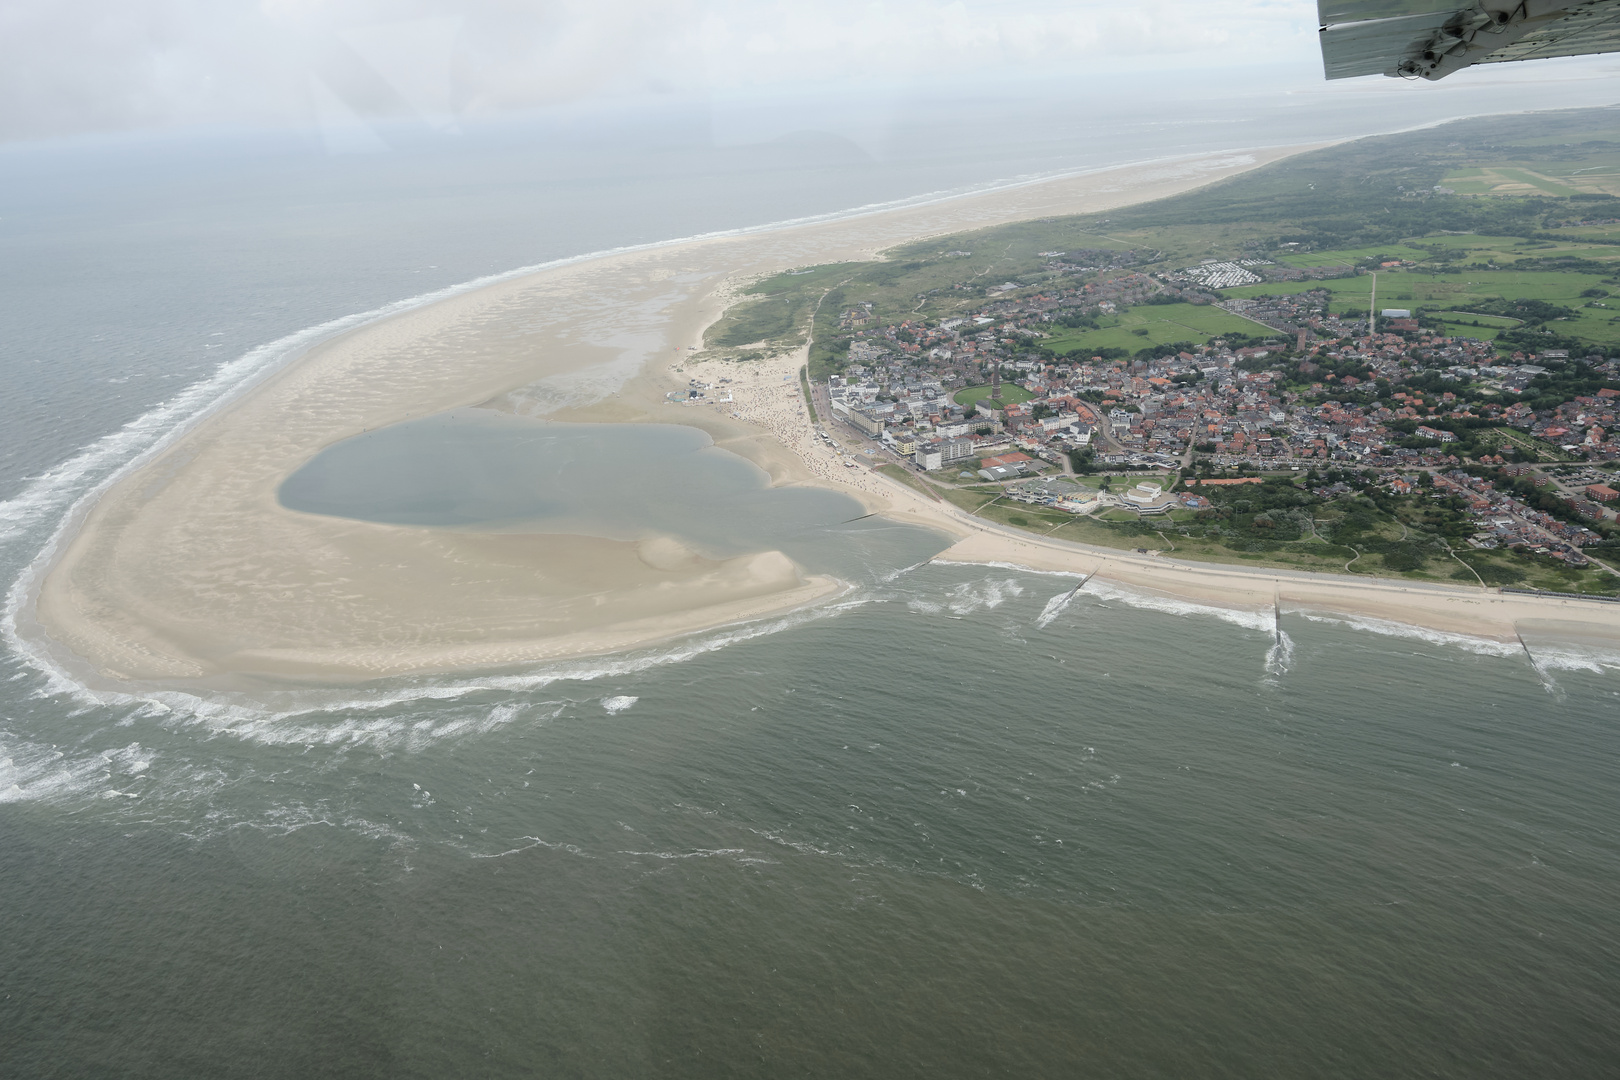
[1224,258,1620,347]
[1041,302,1265,355]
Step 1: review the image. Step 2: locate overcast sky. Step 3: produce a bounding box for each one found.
[3,0,1617,145]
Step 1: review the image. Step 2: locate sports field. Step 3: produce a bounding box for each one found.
[1042,302,1265,355]
[955,383,1035,408]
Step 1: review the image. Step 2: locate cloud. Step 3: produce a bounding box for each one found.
[0,0,1612,145]
[691,0,1316,87]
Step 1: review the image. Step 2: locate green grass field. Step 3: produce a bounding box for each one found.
[798,366,818,424]
[954,383,1035,408]
[1431,318,1502,340]
[1547,224,1620,242]
[1276,244,1431,268]
[727,121,1620,375]
[1227,269,1609,305]
[1272,236,1620,268]
[1408,234,1620,264]
[1435,311,1521,326]
[934,484,1004,514]
[1223,256,1620,347]
[1041,302,1264,355]
[1477,428,1581,462]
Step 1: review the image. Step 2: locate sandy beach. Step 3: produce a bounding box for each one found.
[27,143,1618,686]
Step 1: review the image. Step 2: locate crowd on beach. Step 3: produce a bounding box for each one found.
[675,355,903,505]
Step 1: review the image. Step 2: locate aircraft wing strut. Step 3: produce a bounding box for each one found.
[1320,0,1620,79]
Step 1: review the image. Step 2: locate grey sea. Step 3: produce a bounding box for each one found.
[3,84,1620,1077]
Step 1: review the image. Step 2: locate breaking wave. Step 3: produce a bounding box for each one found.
[1083,578,1274,633]
[1264,629,1296,678]
[907,577,1024,616]
[932,559,1086,580]
[1517,637,1620,674]
[1035,586,1081,629]
[0,738,153,805]
[1295,611,1520,657]
[0,587,884,813]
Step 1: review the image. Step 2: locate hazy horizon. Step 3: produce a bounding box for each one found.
[6,0,1620,152]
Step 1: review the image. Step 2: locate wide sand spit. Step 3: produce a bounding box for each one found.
[29,146,1619,685]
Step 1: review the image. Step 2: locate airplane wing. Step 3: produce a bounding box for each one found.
[1319,0,1620,80]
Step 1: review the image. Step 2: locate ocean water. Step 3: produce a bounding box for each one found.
[4,89,1620,1076]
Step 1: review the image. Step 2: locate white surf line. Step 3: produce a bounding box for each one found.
[13,575,875,750]
[1265,588,1295,678]
[1515,626,1535,663]
[1034,570,1095,630]
[1516,625,1561,695]
[933,558,1088,579]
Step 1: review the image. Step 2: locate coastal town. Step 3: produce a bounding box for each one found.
[685,249,1620,587]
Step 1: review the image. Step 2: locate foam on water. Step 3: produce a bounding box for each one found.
[0,567,1099,812]
[933,559,1087,580]
[470,836,592,860]
[907,577,1024,616]
[1518,635,1620,674]
[1509,636,1620,698]
[876,558,936,584]
[0,739,152,805]
[1526,650,1566,698]
[926,563,1608,681]
[0,587,880,793]
[1264,629,1296,678]
[1084,578,1275,634]
[174,797,419,848]
[1296,611,1521,657]
[1035,587,1080,630]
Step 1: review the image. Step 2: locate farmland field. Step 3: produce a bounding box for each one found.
[1276,244,1430,268]
[1439,166,1587,197]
